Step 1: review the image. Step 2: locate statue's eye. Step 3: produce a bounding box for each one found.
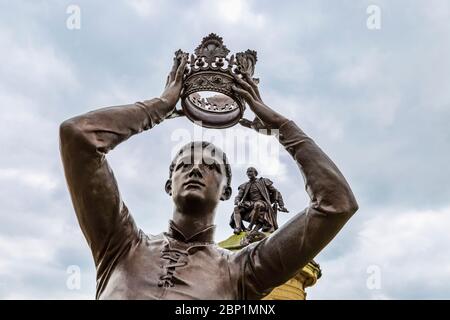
[206,163,221,173]
[175,162,192,171]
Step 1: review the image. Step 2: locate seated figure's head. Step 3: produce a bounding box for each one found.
[165,141,232,215]
[246,167,258,180]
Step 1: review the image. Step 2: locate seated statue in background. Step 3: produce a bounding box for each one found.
[230,167,289,234]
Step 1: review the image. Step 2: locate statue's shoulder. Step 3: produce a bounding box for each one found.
[259,177,273,186]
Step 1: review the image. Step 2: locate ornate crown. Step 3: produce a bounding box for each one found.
[176,34,258,128]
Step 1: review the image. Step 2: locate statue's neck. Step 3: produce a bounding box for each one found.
[171,208,216,240]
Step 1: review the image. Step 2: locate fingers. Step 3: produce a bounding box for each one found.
[170,57,178,73]
[167,57,178,83]
[232,85,255,104]
[233,74,258,101]
[242,72,261,99]
[242,72,256,89]
[174,55,188,82]
[165,75,170,87]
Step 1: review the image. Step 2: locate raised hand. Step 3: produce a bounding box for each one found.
[231,72,288,134]
[160,53,188,110]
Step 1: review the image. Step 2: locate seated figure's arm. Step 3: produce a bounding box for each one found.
[264,179,285,207]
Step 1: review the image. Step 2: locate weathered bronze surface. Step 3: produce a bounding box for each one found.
[59,35,358,299]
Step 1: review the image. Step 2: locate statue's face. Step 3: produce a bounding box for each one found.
[247,168,257,180]
[168,147,229,214]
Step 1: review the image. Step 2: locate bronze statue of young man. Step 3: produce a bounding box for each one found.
[230,167,288,234]
[60,53,358,299]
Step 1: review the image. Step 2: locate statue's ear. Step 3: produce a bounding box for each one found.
[220,186,232,201]
[165,179,172,196]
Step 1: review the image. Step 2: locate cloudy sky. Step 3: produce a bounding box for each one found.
[0,0,449,299]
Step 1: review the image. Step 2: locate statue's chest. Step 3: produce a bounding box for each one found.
[100,236,234,299]
[248,182,263,200]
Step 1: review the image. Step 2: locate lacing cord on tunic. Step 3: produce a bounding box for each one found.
[158,247,188,288]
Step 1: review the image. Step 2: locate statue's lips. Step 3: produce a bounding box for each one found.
[183,180,206,188]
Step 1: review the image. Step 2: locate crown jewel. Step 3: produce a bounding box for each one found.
[176,34,258,128]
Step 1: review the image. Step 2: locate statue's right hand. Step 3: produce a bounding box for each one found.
[160,53,188,110]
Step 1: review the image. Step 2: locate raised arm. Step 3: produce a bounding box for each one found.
[231,73,358,299]
[59,55,187,266]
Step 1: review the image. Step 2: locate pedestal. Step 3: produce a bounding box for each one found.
[218,232,322,300]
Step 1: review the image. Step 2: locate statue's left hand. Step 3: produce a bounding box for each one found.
[232,72,289,134]
[160,54,188,110]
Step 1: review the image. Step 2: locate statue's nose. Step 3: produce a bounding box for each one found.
[188,166,203,178]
